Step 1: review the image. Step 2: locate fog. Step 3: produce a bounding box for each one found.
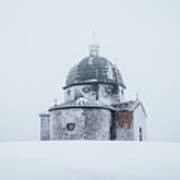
[0,0,180,142]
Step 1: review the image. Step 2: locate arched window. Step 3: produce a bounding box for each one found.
[139,127,143,141]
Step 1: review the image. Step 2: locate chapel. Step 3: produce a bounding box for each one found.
[40,42,147,141]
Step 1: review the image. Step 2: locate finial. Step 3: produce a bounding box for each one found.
[54,98,58,106]
[89,32,100,57]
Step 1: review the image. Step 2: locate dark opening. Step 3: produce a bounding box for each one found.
[139,127,143,141]
[110,112,116,140]
[67,89,71,95]
[67,123,76,131]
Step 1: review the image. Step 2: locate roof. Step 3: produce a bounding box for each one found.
[39,110,50,117]
[48,98,147,115]
[112,99,144,112]
[49,97,113,111]
[64,56,126,89]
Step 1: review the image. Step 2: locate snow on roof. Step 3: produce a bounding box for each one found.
[64,56,126,89]
[39,110,50,117]
[0,141,180,180]
[113,99,144,112]
[49,97,113,111]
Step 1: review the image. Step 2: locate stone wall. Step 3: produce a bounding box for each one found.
[40,115,50,140]
[49,108,112,140]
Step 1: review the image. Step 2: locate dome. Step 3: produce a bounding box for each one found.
[64,56,126,89]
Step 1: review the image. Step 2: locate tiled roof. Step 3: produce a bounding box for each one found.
[64,56,126,89]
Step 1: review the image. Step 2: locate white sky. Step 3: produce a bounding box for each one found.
[0,0,180,142]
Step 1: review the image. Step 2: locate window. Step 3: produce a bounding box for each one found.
[121,90,124,96]
[105,85,113,94]
[139,127,143,141]
[66,123,75,131]
[82,86,91,93]
[82,85,96,93]
[67,89,71,95]
[105,85,114,94]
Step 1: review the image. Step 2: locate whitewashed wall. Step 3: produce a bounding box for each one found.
[133,103,147,141]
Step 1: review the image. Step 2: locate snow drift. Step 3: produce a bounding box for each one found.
[0,141,180,180]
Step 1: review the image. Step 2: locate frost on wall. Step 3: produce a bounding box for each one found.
[50,108,111,140]
[65,84,122,106]
[98,84,120,105]
[40,115,50,140]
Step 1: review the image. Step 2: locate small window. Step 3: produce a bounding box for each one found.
[139,127,143,141]
[121,90,124,96]
[66,123,75,131]
[67,89,71,95]
[105,85,113,94]
[82,86,91,93]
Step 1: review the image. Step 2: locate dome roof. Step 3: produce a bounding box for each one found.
[64,56,126,89]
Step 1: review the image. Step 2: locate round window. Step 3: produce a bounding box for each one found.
[66,123,76,131]
[105,85,114,94]
[82,86,91,93]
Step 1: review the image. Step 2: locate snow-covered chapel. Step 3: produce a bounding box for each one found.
[39,42,147,141]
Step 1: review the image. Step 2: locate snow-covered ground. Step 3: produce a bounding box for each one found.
[0,141,180,180]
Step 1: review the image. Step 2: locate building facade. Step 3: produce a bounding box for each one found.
[39,43,147,141]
